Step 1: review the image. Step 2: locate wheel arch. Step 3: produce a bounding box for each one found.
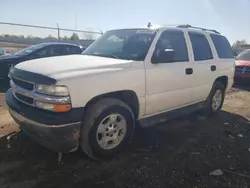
[84,90,140,119]
[214,75,228,89]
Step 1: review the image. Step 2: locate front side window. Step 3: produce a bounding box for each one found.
[210,34,233,59]
[27,47,48,59]
[236,50,250,60]
[189,32,213,61]
[82,29,156,61]
[151,29,189,63]
[27,46,59,59]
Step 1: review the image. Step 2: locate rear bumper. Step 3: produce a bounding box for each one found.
[6,89,83,153]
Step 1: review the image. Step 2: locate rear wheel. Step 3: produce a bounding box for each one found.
[205,81,225,116]
[80,98,135,160]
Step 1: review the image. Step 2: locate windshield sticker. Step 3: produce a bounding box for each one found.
[136,30,155,34]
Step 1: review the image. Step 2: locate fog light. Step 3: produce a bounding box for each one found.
[35,101,71,112]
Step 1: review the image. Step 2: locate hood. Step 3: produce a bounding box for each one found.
[0,54,20,61]
[15,55,133,79]
[235,60,250,66]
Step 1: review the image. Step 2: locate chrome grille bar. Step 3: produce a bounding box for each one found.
[10,80,70,106]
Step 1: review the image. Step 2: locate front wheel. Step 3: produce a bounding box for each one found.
[80,98,135,160]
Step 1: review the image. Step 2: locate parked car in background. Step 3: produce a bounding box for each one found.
[0,42,83,83]
[0,48,12,56]
[6,25,234,160]
[235,49,250,83]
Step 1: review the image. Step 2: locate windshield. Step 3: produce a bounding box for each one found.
[236,50,250,60]
[82,29,156,61]
[14,44,45,56]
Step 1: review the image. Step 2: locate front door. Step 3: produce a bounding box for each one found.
[145,29,193,116]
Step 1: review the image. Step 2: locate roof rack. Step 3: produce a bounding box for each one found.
[177,24,220,34]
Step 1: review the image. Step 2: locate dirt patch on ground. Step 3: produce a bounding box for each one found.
[1,87,250,188]
[0,93,19,138]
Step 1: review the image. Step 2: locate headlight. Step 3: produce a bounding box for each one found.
[35,101,71,112]
[35,84,69,96]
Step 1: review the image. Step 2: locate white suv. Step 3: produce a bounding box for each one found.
[6,25,235,160]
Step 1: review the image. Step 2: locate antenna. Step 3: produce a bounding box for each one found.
[147,21,152,29]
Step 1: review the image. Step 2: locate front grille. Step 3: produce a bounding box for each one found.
[14,93,34,105]
[235,66,250,74]
[12,77,34,91]
[246,67,250,73]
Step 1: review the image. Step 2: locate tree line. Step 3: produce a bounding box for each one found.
[1,32,95,40]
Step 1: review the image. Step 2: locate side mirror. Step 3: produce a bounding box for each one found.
[152,48,175,64]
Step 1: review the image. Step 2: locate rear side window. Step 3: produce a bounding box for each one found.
[189,32,213,61]
[210,34,233,59]
[68,46,82,54]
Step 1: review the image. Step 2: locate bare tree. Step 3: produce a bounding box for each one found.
[82,29,96,40]
[232,39,247,48]
[70,32,80,40]
[45,34,57,39]
[27,35,33,39]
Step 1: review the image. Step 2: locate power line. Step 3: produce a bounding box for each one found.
[0,21,102,34]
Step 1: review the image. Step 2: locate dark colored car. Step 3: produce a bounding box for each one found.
[235,49,250,83]
[0,42,83,82]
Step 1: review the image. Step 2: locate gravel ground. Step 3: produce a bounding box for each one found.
[1,86,250,188]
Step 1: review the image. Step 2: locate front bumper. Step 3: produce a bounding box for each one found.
[6,89,83,153]
[234,73,250,83]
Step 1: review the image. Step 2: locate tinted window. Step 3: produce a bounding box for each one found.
[189,32,213,61]
[152,30,189,63]
[28,45,64,59]
[27,47,48,59]
[236,50,250,61]
[14,44,45,56]
[68,46,82,54]
[210,34,233,59]
[50,45,67,56]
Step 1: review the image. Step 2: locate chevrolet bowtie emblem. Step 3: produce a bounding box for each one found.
[242,67,246,73]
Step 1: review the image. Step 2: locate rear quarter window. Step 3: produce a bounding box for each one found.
[210,34,233,59]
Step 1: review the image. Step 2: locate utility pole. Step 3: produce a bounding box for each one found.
[74,13,77,30]
[56,23,60,40]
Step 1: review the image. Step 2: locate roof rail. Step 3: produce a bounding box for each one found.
[177,24,220,34]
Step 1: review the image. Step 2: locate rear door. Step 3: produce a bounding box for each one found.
[210,34,235,84]
[187,31,216,103]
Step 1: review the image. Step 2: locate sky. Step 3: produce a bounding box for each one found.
[1,0,250,43]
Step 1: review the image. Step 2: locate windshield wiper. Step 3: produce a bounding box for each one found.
[108,54,120,59]
[83,52,120,59]
[82,51,92,55]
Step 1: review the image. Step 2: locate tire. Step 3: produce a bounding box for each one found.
[80,98,135,160]
[205,81,225,116]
